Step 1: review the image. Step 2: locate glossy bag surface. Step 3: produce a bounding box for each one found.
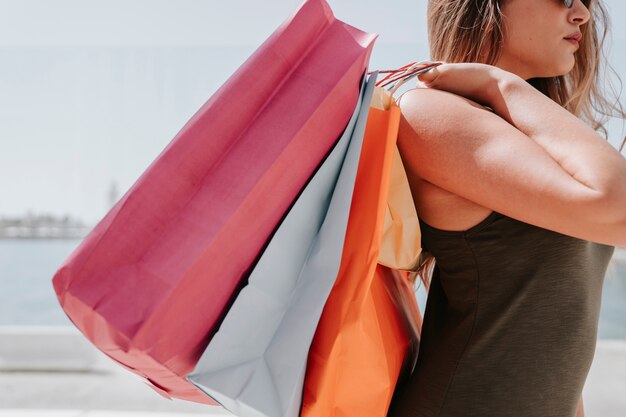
[51,0,376,404]
[187,71,376,417]
[300,85,422,417]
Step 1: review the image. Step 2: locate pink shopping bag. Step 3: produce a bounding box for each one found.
[51,0,376,405]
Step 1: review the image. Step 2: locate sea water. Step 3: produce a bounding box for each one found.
[1,237,625,339]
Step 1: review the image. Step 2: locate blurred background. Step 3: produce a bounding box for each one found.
[0,0,625,416]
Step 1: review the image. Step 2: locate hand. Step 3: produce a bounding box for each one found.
[417,61,514,109]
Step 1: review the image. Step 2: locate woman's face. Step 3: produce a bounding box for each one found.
[495,0,591,80]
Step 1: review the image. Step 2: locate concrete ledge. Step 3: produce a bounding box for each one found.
[0,326,99,372]
[0,411,228,417]
[1,325,625,415]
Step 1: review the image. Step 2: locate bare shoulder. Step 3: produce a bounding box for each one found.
[396,86,502,184]
[394,86,608,242]
[395,88,499,230]
[397,87,496,133]
[398,86,494,109]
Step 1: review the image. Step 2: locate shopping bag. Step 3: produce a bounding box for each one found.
[51,0,376,404]
[186,70,376,417]
[374,61,442,309]
[378,145,423,272]
[373,63,426,273]
[300,83,423,417]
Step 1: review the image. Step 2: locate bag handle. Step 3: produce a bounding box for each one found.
[368,60,444,99]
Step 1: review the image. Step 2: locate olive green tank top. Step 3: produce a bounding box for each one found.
[386,210,615,417]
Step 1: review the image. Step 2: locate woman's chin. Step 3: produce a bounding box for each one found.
[543,58,576,78]
[560,53,577,72]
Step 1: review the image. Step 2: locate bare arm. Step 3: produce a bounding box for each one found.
[398,64,626,246]
[488,72,626,226]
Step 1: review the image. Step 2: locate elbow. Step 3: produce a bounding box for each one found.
[597,188,626,248]
[604,176,626,221]
[613,213,626,248]
[616,214,626,248]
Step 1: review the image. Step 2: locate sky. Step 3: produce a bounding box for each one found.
[0,0,426,46]
[0,0,624,225]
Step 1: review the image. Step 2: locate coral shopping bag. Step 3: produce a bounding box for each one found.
[374,61,437,274]
[187,70,375,417]
[300,83,423,417]
[51,0,376,405]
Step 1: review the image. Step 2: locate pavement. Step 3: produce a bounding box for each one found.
[0,326,230,415]
[1,325,626,417]
[0,412,225,417]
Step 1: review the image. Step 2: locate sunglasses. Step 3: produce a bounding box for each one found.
[563,0,574,7]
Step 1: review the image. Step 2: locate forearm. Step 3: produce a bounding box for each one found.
[486,70,626,222]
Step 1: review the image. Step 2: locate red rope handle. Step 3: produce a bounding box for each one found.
[370,61,417,86]
[368,61,443,87]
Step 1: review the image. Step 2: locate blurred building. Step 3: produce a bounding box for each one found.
[0,212,92,239]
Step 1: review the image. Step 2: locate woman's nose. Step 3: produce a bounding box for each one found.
[569,0,591,25]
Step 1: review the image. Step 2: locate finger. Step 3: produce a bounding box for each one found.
[417,64,441,85]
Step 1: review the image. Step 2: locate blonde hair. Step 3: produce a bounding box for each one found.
[412,0,625,285]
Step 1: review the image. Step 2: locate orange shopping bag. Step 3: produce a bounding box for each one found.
[300,64,435,417]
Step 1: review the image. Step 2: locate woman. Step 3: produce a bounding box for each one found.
[386,0,626,416]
